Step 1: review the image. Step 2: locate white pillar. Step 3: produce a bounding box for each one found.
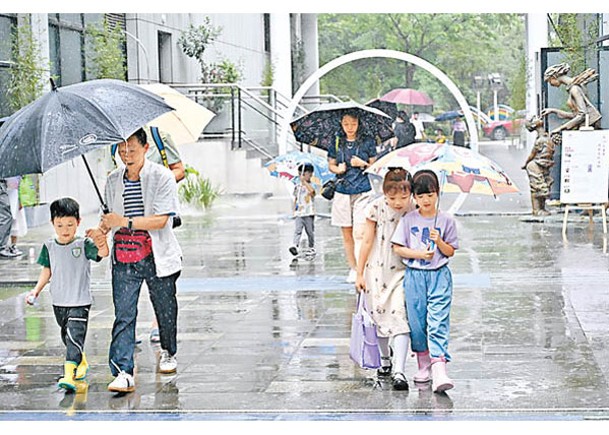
[525,13,548,148]
[300,13,319,98]
[28,14,53,205]
[603,14,609,46]
[270,13,292,98]
[28,13,51,92]
[476,91,481,132]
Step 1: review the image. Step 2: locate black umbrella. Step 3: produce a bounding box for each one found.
[365,98,398,120]
[290,101,394,151]
[0,78,174,211]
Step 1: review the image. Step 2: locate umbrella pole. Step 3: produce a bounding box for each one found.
[81,155,109,214]
[433,170,446,229]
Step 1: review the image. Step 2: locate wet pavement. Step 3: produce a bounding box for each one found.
[2,141,609,421]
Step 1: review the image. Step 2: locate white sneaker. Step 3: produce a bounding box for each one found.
[0,247,19,258]
[159,350,177,374]
[8,245,23,256]
[346,268,357,283]
[108,371,135,393]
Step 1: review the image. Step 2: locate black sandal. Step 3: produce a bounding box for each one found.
[392,372,409,391]
[377,356,392,376]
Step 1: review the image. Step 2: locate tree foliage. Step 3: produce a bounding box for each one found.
[178,18,222,79]
[316,13,526,112]
[7,18,47,111]
[85,18,126,80]
[548,13,599,74]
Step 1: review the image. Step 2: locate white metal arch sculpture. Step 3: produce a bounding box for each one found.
[279,49,479,154]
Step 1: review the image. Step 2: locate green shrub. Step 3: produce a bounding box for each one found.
[179,174,221,210]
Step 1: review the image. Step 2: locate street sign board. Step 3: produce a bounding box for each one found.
[560,130,609,204]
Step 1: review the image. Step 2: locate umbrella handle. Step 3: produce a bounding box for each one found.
[433,170,446,228]
[81,155,109,214]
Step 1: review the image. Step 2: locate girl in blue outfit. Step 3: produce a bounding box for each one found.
[390,169,459,393]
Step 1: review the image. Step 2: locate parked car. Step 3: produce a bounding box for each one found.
[482,118,523,141]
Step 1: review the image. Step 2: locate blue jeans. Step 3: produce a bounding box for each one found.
[109,254,180,376]
[403,266,453,362]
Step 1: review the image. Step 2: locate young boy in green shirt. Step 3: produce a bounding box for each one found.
[25,197,109,391]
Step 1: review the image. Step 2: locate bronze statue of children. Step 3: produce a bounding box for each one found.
[522,115,555,216]
[541,62,601,146]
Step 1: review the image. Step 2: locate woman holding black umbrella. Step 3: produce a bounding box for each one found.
[328,110,377,283]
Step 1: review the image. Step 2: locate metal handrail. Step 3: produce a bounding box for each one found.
[170,83,318,157]
[241,136,274,160]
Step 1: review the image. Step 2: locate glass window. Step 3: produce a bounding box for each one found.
[0,15,16,61]
[48,23,61,85]
[58,13,83,28]
[263,14,271,53]
[0,14,17,117]
[0,69,11,116]
[59,28,84,85]
[158,31,172,83]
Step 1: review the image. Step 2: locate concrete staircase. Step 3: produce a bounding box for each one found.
[178,139,288,197]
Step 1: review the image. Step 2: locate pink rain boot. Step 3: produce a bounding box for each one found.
[431,360,454,393]
[413,351,432,383]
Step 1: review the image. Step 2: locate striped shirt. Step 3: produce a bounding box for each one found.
[123,176,145,217]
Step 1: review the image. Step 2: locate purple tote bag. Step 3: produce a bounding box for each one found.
[349,293,381,369]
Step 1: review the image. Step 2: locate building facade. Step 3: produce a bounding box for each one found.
[0,12,320,217]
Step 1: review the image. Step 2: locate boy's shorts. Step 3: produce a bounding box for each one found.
[331,191,371,228]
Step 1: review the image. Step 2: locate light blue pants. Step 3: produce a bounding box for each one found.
[403,266,453,362]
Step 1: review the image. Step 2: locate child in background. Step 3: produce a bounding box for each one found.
[435,128,447,144]
[25,197,109,391]
[391,169,459,393]
[289,163,316,258]
[355,168,416,390]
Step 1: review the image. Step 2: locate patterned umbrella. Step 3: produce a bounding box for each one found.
[264,150,335,190]
[366,142,518,196]
[365,98,398,120]
[290,101,394,151]
[380,88,434,106]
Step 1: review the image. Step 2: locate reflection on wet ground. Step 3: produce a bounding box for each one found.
[1,193,609,420]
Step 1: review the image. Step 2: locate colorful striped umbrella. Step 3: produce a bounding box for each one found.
[366,142,518,197]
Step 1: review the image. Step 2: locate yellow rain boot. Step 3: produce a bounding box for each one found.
[65,381,89,417]
[75,353,89,380]
[58,362,77,392]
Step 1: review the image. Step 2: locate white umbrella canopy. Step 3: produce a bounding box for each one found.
[139,83,215,145]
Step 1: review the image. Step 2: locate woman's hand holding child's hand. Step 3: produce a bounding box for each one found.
[86,227,107,247]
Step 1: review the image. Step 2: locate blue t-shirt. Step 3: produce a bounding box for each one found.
[327,136,376,195]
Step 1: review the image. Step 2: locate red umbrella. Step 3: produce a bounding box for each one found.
[379,88,434,106]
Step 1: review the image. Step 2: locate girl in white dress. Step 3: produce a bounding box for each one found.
[355,168,415,390]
